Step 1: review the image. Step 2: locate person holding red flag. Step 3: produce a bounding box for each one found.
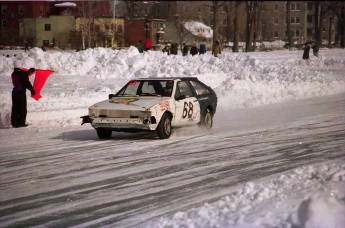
[11,60,36,128]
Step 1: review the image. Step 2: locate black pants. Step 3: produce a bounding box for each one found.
[11,90,27,127]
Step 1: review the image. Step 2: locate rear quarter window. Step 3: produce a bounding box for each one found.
[190,81,211,95]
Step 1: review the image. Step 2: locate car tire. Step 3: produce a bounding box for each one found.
[157,113,172,139]
[199,109,213,129]
[96,128,112,139]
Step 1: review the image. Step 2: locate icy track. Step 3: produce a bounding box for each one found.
[0,47,345,227]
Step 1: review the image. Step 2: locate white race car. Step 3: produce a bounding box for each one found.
[81,77,217,139]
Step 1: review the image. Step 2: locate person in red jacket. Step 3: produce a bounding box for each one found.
[144,38,152,51]
[11,60,36,128]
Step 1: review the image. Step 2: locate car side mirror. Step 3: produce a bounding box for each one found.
[108,94,115,99]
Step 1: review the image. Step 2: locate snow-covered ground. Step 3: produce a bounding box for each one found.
[0,47,344,227]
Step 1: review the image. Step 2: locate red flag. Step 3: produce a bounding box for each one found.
[31,69,54,101]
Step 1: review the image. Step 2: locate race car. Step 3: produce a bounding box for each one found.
[81,77,217,139]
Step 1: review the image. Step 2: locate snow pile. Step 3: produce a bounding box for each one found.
[0,47,345,129]
[146,160,345,228]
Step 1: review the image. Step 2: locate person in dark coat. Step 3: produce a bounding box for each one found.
[11,60,36,128]
[182,43,189,56]
[190,44,198,56]
[302,42,311,60]
[170,43,178,55]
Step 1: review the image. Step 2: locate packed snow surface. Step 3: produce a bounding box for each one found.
[0,47,344,228]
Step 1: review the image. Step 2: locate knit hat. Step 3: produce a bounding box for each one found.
[14,60,23,68]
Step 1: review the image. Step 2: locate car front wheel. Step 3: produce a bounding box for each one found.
[96,128,112,139]
[199,109,213,129]
[157,113,172,139]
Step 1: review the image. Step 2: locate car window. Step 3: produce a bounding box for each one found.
[190,80,211,95]
[117,80,173,97]
[176,81,193,99]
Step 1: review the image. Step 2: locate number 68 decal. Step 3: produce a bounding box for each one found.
[182,101,193,118]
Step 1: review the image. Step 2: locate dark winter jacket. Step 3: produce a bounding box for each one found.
[190,46,198,56]
[12,68,35,93]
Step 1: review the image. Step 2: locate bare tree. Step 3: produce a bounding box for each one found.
[245,1,261,52]
[210,1,225,54]
[286,1,293,49]
[233,1,241,52]
[172,14,191,51]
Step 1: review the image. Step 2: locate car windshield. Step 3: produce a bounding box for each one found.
[116,80,174,97]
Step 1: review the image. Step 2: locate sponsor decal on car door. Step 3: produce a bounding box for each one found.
[174,81,200,126]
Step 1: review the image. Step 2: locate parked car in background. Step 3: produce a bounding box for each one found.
[81,77,217,139]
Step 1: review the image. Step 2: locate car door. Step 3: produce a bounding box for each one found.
[173,80,200,126]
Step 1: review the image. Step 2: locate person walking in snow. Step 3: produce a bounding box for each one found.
[137,40,144,53]
[302,42,311,60]
[11,60,36,128]
[199,39,206,54]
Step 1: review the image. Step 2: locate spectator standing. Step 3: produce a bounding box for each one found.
[24,40,29,52]
[190,44,198,56]
[312,42,319,57]
[213,40,221,57]
[144,38,152,51]
[302,42,311,60]
[182,43,189,56]
[170,43,178,55]
[137,40,144,53]
[199,39,206,54]
[11,60,36,128]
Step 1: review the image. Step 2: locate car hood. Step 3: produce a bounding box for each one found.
[89,96,171,118]
[90,96,170,111]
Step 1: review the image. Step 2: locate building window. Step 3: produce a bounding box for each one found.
[307,15,313,23]
[45,24,51,31]
[296,17,300,24]
[290,17,295,24]
[307,2,313,10]
[275,4,279,11]
[323,27,326,32]
[117,25,122,33]
[290,3,295,11]
[210,6,214,13]
[95,25,100,32]
[18,5,24,14]
[274,31,279,37]
[197,7,201,13]
[307,28,312,36]
[184,6,188,12]
[1,19,7,28]
[296,3,301,11]
[296,30,300,37]
[222,18,227,26]
[274,17,279,25]
[1,5,7,14]
[223,5,227,12]
[40,6,44,15]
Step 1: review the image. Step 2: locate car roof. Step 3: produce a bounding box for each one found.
[138,77,198,81]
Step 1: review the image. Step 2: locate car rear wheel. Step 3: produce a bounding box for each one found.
[157,113,172,139]
[199,109,213,129]
[96,128,112,139]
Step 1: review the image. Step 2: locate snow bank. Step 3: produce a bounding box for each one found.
[145,160,345,228]
[1,47,345,129]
